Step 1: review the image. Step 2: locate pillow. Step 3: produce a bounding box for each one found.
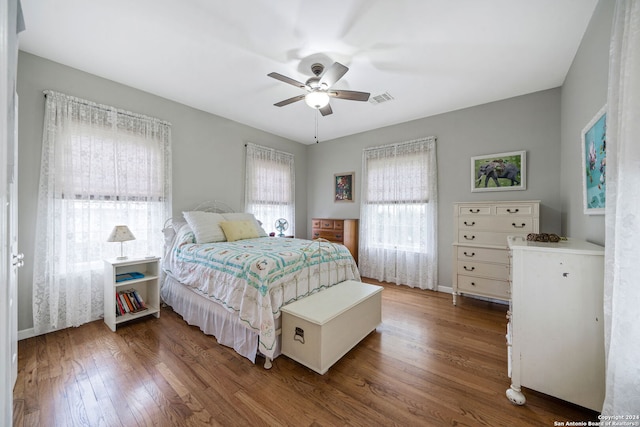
[182,211,226,243]
[219,220,260,242]
[175,222,196,246]
[222,213,268,237]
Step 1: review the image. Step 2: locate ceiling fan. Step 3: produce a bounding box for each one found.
[268,62,370,116]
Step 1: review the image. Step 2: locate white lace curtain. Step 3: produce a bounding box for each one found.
[359,137,438,290]
[32,91,172,334]
[244,142,295,235]
[603,0,640,414]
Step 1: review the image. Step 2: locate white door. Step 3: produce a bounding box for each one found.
[1,0,23,422]
[0,6,11,423]
[9,94,21,386]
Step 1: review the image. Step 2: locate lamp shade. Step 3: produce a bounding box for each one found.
[107,225,136,243]
[305,91,330,109]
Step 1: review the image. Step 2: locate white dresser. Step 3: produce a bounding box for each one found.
[452,201,539,305]
[506,236,605,411]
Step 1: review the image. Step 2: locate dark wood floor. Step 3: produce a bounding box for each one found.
[13,280,598,426]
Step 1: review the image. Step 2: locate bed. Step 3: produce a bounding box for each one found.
[160,202,361,367]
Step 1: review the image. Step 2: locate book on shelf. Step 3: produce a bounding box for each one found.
[118,293,130,313]
[116,289,148,315]
[116,292,126,316]
[128,289,146,311]
[129,289,146,309]
[126,291,139,310]
[122,292,135,312]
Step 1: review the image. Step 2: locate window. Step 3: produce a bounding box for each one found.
[244,143,295,235]
[57,122,168,271]
[32,91,171,333]
[359,137,438,289]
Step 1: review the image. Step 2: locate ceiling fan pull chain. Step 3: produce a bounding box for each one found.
[315,109,320,143]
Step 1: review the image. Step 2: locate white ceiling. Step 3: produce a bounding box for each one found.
[19,0,598,145]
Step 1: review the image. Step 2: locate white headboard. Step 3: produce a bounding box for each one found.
[163,200,236,231]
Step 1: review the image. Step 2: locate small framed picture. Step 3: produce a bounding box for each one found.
[471,150,526,192]
[334,172,354,202]
[581,105,606,215]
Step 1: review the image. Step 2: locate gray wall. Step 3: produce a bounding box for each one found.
[307,89,563,291]
[17,52,307,332]
[560,0,613,245]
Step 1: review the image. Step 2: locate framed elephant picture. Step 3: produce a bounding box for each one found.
[471,150,526,192]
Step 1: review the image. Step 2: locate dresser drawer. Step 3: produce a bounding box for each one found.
[321,220,334,229]
[313,230,344,242]
[495,204,536,216]
[456,246,509,264]
[318,220,342,230]
[457,216,535,233]
[457,275,510,299]
[456,204,492,216]
[456,260,509,280]
[456,230,515,247]
[312,219,321,228]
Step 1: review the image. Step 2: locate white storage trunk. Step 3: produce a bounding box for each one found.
[280,280,382,374]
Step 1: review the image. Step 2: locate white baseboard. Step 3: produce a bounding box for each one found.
[18,328,37,341]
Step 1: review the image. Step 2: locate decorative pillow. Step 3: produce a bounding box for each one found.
[219,220,260,242]
[182,211,226,243]
[222,213,268,237]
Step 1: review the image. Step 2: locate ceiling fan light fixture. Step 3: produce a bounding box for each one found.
[305,91,330,109]
[269,61,369,117]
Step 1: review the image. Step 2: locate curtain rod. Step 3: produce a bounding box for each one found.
[43,90,172,126]
[244,142,294,157]
[363,136,436,152]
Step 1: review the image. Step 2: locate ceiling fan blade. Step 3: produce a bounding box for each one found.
[267,72,308,89]
[274,94,306,107]
[319,62,349,88]
[319,103,333,116]
[329,90,370,102]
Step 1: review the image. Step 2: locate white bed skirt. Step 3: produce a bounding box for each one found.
[160,274,282,363]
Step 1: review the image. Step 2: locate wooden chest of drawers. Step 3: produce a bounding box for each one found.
[311,218,359,264]
[452,201,539,304]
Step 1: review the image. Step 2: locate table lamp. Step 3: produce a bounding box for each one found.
[107,225,136,260]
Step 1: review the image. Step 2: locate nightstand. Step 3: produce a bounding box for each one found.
[104,256,160,331]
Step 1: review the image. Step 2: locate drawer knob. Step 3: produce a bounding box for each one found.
[469,208,480,213]
[463,221,475,226]
[313,233,319,237]
[470,281,476,286]
[463,251,475,257]
[336,234,342,239]
[506,208,520,213]
[464,266,475,272]
[463,235,475,240]
[512,223,526,228]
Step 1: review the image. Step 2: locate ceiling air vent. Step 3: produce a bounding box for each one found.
[369,92,394,105]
